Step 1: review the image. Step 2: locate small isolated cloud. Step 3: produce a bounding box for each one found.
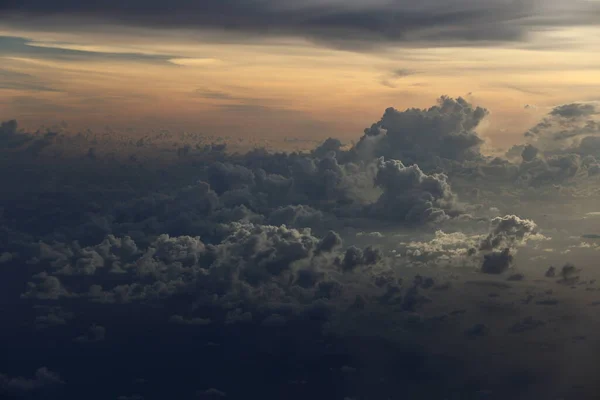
[464,323,490,339]
[481,248,513,274]
[380,69,418,88]
[0,252,13,263]
[117,395,144,400]
[0,367,64,393]
[169,315,212,326]
[197,388,227,398]
[74,324,106,343]
[169,58,223,66]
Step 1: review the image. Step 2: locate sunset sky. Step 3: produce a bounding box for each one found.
[1,0,600,146]
[5,3,600,399]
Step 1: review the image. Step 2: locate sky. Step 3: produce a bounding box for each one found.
[4,2,600,400]
[1,0,600,146]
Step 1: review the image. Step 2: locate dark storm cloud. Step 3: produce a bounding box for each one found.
[1,0,600,50]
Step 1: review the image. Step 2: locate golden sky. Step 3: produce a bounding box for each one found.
[1,19,599,148]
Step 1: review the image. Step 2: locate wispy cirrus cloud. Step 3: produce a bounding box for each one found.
[0,68,62,92]
[0,35,173,63]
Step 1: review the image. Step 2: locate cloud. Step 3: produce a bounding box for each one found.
[524,102,600,153]
[400,214,545,273]
[349,96,488,168]
[74,324,106,343]
[481,247,513,274]
[0,35,174,63]
[168,58,223,66]
[0,67,62,92]
[464,323,490,338]
[34,306,74,329]
[8,95,75,115]
[2,92,600,398]
[197,388,227,398]
[117,395,144,400]
[0,367,64,393]
[193,89,244,101]
[0,252,13,263]
[392,69,417,78]
[479,215,540,252]
[521,144,539,162]
[369,157,460,223]
[2,0,600,51]
[402,230,477,266]
[509,316,545,334]
[22,272,72,300]
[22,222,373,315]
[582,234,600,239]
[550,103,598,119]
[380,68,419,88]
[169,315,212,325]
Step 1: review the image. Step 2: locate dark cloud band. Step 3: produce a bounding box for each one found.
[1,0,600,50]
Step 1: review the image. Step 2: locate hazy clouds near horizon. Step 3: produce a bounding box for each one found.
[1,0,600,147]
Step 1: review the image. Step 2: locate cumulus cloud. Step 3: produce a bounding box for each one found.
[22,272,72,300]
[20,222,389,326]
[481,247,513,274]
[34,306,74,329]
[479,215,540,252]
[557,262,581,285]
[550,103,598,119]
[369,157,460,223]
[402,230,477,266]
[349,96,488,168]
[521,144,539,162]
[1,93,598,399]
[525,102,600,153]
[477,215,544,274]
[398,213,544,273]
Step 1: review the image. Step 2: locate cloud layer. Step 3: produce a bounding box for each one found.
[2,96,600,399]
[2,0,600,50]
